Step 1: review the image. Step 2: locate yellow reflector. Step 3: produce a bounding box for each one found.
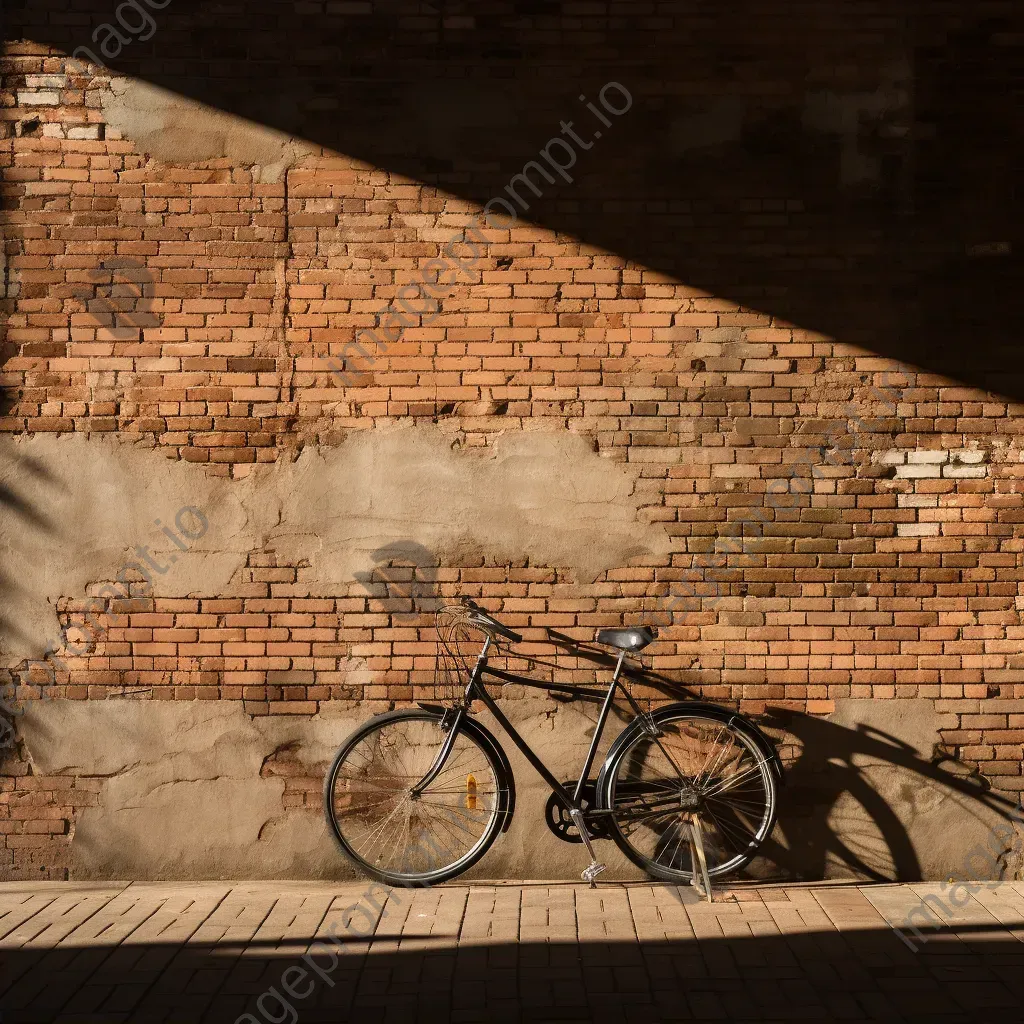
[466,773,478,810]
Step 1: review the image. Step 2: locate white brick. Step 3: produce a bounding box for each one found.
[42,124,65,138]
[18,91,60,106]
[898,494,938,508]
[895,465,942,478]
[907,450,948,464]
[949,449,987,464]
[877,450,906,464]
[897,523,940,537]
[942,465,988,479]
[67,126,101,140]
[24,74,66,89]
[628,448,681,463]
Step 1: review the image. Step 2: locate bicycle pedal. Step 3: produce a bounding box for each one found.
[581,862,607,887]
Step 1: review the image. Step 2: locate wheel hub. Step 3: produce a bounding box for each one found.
[678,788,702,812]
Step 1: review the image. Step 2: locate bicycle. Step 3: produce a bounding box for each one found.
[324,600,783,896]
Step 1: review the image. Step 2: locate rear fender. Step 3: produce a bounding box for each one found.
[596,701,784,803]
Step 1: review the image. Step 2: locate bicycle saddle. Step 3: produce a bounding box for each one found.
[595,626,657,652]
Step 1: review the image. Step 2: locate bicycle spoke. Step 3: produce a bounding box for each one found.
[608,712,776,882]
[701,805,756,851]
[692,724,728,789]
[701,762,766,798]
[327,712,503,884]
[352,796,409,861]
[383,804,415,872]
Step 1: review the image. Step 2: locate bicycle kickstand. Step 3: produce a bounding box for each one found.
[686,814,713,904]
[569,808,606,888]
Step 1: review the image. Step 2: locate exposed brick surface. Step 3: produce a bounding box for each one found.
[2,5,1024,879]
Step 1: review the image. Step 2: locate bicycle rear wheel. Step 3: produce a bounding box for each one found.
[601,709,777,883]
[324,709,508,886]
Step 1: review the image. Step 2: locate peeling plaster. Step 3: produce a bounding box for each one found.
[101,78,320,181]
[21,701,345,878]
[267,428,671,588]
[19,698,638,881]
[17,696,1022,881]
[0,428,670,665]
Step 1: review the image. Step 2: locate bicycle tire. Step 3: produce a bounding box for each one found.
[324,708,510,886]
[599,707,778,883]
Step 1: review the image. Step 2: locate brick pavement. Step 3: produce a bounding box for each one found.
[2,880,1024,1022]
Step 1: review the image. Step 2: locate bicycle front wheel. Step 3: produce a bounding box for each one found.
[602,709,778,883]
[324,709,507,886]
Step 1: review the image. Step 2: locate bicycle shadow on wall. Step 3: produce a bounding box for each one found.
[755,708,1024,884]
[498,631,1023,885]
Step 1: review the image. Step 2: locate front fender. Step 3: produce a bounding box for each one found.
[417,703,517,832]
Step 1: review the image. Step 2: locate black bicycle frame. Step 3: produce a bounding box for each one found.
[424,633,657,814]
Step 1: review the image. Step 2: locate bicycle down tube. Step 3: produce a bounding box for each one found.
[410,621,696,820]
[413,641,629,814]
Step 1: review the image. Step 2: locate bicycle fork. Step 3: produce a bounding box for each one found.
[411,637,492,797]
[409,705,464,797]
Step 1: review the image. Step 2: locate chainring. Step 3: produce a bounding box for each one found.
[543,781,613,843]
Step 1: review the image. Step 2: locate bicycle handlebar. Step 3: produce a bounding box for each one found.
[460,599,523,644]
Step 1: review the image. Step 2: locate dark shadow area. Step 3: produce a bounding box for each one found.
[1,921,1023,1021]
[8,0,1024,397]
[758,709,1023,884]
[355,541,442,623]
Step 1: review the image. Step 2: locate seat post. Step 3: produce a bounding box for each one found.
[572,650,626,805]
[610,648,626,684]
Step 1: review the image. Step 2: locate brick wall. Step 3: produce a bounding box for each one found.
[2,1,1024,880]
